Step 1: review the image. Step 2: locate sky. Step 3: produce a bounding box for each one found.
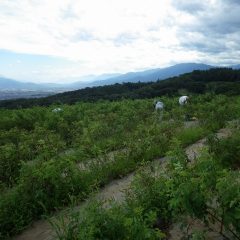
[0,0,240,83]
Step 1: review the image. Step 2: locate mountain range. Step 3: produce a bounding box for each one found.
[2,67,240,109]
[0,63,239,93]
[80,63,213,87]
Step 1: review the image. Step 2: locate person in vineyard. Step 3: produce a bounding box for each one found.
[52,108,63,113]
[154,100,164,121]
[179,95,189,106]
[179,96,191,120]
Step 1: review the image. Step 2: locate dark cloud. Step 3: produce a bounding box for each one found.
[178,26,240,56]
[200,7,240,36]
[222,0,240,5]
[181,41,227,54]
[173,0,240,62]
[173,0,206,13]
[175,0,240,36]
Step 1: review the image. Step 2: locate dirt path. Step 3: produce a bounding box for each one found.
[13,128,231,240]
[12,175,136,240]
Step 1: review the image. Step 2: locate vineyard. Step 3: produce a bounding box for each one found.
[0,94,240,239]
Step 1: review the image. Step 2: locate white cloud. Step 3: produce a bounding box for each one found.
[0,0,239,82]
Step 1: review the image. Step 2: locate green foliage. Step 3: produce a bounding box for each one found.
[162,142,240,237]
[0,143,21,186]
[126,169,172,224]
[176,127,208,146]
[215,171,240,233]
[0,94,240,238]
[207,131,240,168]
[53,201,165,240]
[55,127,240,239]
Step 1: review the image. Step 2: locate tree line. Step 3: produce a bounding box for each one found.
[1,68,240,109]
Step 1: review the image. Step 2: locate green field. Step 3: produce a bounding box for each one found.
[0,94,240,239]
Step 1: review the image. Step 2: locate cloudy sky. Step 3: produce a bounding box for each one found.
[0,0,240,83]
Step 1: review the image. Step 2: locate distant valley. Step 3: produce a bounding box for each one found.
[0,63,239,100]
[0,90,63,101]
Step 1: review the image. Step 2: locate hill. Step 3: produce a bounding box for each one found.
[0,63,213,91]
[1,68,240,109]
[81,63,213,86]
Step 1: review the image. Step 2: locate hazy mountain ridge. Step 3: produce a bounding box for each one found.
[0,63,214,90]
[231,64,240,69]
[0,63,239,99]
[0,77,65,100]
[86,63,213,86]
[0,77,42,90]
[1,67,240,109]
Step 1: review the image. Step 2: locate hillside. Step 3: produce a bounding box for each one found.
[0,63,213,92]
[1,95,240,239]
[1,68,240,109]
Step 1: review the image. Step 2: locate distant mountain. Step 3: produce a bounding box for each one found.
[0,77,67,91]
[0,74,122,91]
[231,64,240,69]
[1,63,239,93]
[2,67,240,109]
[0,77,42,90]
[0,77,65,100]
[79,63,214,87]
[60,73,121,86]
